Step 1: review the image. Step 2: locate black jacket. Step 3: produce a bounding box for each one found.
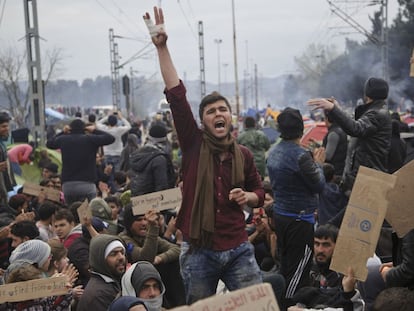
[47,129,115,183]
[386,230,414,288]
[129,145,175,196]
[329,100,391,190]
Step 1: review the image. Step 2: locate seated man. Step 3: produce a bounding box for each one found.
[120,204,185,308]
[293,224,363,310]
[120,261,165,311]
[77,234,127,311]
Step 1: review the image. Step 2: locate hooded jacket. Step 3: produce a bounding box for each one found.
[121,261,165,311]
[77,234,126,311]
[129,144,175,196]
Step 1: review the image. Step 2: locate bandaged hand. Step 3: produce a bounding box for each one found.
[144,15,165,38]
[143,7,166,38]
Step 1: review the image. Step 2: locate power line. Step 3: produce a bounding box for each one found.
[177,0,198,41]
[94,0,139,37]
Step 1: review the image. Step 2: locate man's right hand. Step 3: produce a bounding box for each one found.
[143,7,168,48]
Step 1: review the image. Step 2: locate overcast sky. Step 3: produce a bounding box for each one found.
[0,0,400,84]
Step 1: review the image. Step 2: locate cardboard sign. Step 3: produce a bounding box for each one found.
[77,199,92,225]
[0,276,68,303]
[131,187,182,216]
[386,160,414,238]
[330,166,396,281]
[169,283,279,311]
[410,48,414,77]
[22,182,60,203]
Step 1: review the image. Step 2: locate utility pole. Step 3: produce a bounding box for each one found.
[24,0,46,147]
[231,0,240,118]
[380,0,388,81]
[254,64,258,111]
[198,21,206,99]
[327,0,388,80]
[109,28,121,110]
[214,39,222,92]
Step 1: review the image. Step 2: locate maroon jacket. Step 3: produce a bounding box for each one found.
[166,82,264,251]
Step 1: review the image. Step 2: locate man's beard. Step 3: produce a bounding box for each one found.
[315,255,331,272]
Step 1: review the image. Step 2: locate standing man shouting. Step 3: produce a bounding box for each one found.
[143,7,264,304]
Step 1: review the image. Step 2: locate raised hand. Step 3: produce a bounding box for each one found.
[143,7,167,48]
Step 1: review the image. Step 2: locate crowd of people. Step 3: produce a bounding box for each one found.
[0,6,414,311]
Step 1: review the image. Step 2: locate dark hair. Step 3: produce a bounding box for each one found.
[10,221,39,240]
[88,114,96,123]
[314,224,339,243]
[39,178,53,187]
[0,112,10,124]
[322,163,335,182]
[244,117,256,129]
[37,202,59,220]
[68,201,83,224]
[54,208,75,224]
[105,196,121,207]
[8,194,27,210]
[390,112,401,121]
[372,287,414,311]
[199,91,231,121]
[123,203,142,236]
[114,171,127,185]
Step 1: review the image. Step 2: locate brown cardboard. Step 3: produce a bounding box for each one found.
[23,182,61,203]
[169,283,279,311]
[410,49,414,77]
[330,166,396,281]
[131,187,182,216]
[77,199,92,225]
[386,160,414,238]
[0,276,68,303]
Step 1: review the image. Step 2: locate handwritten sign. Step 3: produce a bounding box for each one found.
[330,166,396,281]
[169,283,279,311]
[410,48,414,77]
[23,182,60,203]
[77,199,91,225]
[131,187,182,216]
[0,276,68,303]
[386,160,414,238]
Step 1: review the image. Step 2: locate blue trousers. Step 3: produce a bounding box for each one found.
[179,241,262,304]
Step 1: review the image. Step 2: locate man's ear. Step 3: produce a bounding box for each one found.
[200,121,204,130]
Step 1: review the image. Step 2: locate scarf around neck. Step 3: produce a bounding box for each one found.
[189,130,245,248]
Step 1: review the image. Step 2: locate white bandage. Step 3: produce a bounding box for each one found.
[144,18,165,37]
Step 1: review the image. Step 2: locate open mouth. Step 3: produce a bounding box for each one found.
[215,120,225,128]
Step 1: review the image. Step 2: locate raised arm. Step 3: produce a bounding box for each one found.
[143,7,180,90]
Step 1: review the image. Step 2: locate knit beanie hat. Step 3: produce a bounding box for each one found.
[108,115,118,126]
[277,107,304,140]
[9,239,51,267]
[90,198,113,222]
[89,234,125,278]
[149,124,167,139]
[364,77,389,100]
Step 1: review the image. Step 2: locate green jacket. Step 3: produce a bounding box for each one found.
[237,128,270,178]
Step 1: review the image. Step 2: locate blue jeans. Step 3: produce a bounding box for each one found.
[179,241,262,304]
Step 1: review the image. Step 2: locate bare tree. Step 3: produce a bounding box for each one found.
[0,46,64,128]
